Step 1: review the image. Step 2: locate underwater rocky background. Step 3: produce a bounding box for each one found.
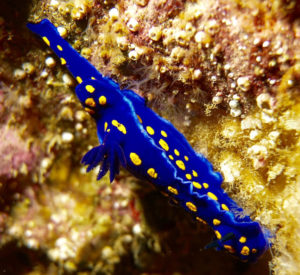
[0,0,299,274]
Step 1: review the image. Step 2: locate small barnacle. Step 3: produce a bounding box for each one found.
[148,26,162,41]
[194,31,211,45]
[19,95,32,108]
[256,93,274,110]
[71,1,90,20]
[14,68,26,80]
[81,47,92,58]
[65,261,77,272]
[185,22,195,33]
[249,129,262,140]
[223,64,231,75]
[256,56,262,63]
[193,69,202,80]
[22,62,35,75]
[58,4,70,16]
[57,26,67,38]
[108,8,119,21]
[160,66,167,73]
[101,246,115,260]
[211,75,217,82]
[50,0,59,7]
[212,95,223,104]
[132,223,142,235]
[62,74,74,86]
[60,106,73,121]
[75,110,87,122]
[135,0,148,6]
[269,131,280,141]
[237,76,251,92]
[205,19,219,35]
[229,99,239,109]
[127,18,139,32]
[268,60,277,68]
[262,40,270,48]
[230,108,242,117]
[116,36,129,50]
[62,132,74,143]
[253,37,261,45]
[170,47,185,62]
[175,30,189,46]
[128,50,139,60]
[45,56,56,68]
[254,66,264,76]
[40,70,48,78]
[75,123,83,131]
[228,72,234,78]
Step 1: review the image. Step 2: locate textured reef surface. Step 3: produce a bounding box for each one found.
[0,0,299,274]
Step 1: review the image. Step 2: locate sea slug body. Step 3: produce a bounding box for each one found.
[27,19,271,262]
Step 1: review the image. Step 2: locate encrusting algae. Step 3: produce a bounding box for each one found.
[0,0,299,274]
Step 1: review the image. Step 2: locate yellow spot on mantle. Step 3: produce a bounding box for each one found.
[186,202,197,212]
[86,85,95,93]
[184,155,189,161]
[85,98,96,107]
[186,174,192,180]
[213,219,221,226]
[240,246,250,256]
[161,130,167,137]
[192,181,202,189]
[167,186,178,195]
[112,120,127,134]
[99,96,107,105]
[159,139,169,151]
[207,192,218,201]
[174,149,180,156]
[60,57,66,65]
[42,36,50,46]
[176,160,185,170]
[130,152,142,166]
[147,168,158,178]
[239,236,247,243]
[192,170,198,177]
[215,230,222,239]
[57,45,63,51]
[203,183,209,189]
[221,204,229,211]
[76,76,82,83]
[104,122,108,131]
[146,126,155,135]
[169,155,174,160]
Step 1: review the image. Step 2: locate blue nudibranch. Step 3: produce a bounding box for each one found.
[27,19,270,261]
